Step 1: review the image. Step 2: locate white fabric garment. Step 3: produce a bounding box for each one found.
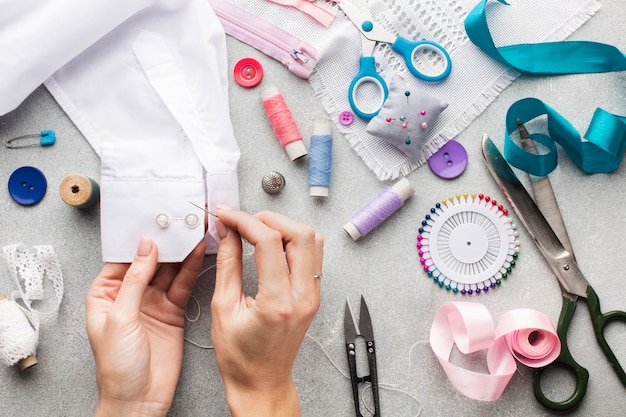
[0,0,240,262]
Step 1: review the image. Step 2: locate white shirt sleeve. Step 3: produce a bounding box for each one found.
[0,0,154,115]
[1,0,240,262]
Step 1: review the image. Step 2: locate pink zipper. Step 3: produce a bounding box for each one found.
[208,0,318,78]
[264,0,335,28]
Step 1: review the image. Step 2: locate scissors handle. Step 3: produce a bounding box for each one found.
[532,294,589,412]
[533,286,626,412]
[348,56,388,120]
[346,342,364,417]
[586,285,626,385]
[366,339,381,417]
[345,339,380,416]
[391,37,452,82]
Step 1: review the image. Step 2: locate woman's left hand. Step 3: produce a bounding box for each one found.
[86,237,205,417]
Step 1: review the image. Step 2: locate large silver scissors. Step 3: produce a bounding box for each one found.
[334,0,452,119]
[482,132,626,412]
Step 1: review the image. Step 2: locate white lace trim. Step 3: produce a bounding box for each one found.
[0,244,63,367]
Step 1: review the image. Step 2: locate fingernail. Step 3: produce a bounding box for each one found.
[216,204,233,211]
[215,219,227,240]
[137,236,152,257]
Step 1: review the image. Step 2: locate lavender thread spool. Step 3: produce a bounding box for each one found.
[343,177,415,240]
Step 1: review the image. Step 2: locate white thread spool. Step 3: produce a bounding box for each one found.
[0,293,38,370]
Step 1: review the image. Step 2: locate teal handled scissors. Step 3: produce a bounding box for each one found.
[334,0,452,119]
[482,132,626,412]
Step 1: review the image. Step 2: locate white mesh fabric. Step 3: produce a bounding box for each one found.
[221,0,601,180]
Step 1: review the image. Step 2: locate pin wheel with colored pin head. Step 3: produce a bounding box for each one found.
[366,75,448,163]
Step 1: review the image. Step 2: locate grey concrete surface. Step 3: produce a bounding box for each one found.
[1,1,625,416]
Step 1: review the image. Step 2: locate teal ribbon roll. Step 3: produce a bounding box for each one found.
[504,98,626,176]
[465,0,626,175]
[465,0,626,75]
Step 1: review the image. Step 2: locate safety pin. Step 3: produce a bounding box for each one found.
[4,130,56,149]
[188,201,219,218]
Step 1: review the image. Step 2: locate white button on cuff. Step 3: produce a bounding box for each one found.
[156,213,171,228]
[184,213,200,228]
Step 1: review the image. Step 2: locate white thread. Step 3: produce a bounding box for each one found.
[363,383,423,417]
[184,264,216,350]
[305,333,424,417]
[186,295,202,323]
[408,340,431,373]
[183,249,254,350]
[184,337,214,350]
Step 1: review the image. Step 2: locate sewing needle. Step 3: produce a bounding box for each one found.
[188,201,219,218]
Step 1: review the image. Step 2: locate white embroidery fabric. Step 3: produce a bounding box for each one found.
[225,0,601,180]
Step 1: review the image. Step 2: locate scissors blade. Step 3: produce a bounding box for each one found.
[517,120,575,256]
[481,134,590,298]
[358,296,374,340]
[336,0,396,44]
[344,298,360,343]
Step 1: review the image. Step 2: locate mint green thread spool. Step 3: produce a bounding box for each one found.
[59,174,100,208]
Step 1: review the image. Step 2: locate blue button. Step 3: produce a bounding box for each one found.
[8,166,47,205]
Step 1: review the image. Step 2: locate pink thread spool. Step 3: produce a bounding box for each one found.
[260,86,308,161]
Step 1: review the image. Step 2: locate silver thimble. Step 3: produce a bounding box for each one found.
[261,171,286,194]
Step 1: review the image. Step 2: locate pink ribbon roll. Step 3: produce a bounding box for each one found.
[429,302,560,401]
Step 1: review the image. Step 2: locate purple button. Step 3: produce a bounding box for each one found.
[338,110,354,126]
[8,166,47,205]
[428,140,468,179]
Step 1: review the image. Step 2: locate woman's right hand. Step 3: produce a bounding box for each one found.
[211,207,324,417]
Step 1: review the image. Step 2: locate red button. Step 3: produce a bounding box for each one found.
[234,58,263,88]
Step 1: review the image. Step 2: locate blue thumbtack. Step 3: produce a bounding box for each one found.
[4,130,56,149]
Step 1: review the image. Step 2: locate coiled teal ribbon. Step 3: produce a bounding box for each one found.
[504,98,626,176]
[465,0,626,175]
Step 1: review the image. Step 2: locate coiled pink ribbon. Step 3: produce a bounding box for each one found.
[430,302,561,401]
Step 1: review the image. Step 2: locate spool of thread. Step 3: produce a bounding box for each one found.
[309,118,333,197]
[0,293,38,370]
[343,177,415,240]
[59,174,100,208]
[260,86,307,161]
